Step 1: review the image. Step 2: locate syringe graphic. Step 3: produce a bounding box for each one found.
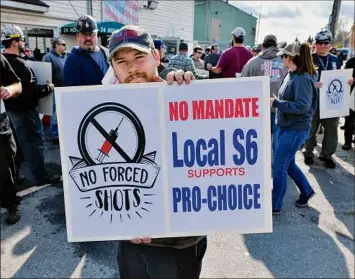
[96,117,124,163]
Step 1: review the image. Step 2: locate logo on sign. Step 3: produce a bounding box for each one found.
[326,79,344,105]
[69,102,160,223]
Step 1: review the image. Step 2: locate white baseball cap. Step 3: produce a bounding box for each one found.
[231,27,246,38]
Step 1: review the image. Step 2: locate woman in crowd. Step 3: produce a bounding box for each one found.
[270,42,318,214]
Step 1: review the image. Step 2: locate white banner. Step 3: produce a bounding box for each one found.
[27,61,53,115]
[55,77,272,242]
[319,69,353,119]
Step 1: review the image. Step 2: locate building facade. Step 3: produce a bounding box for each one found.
[194,0,257,49]
[1,0,195,57]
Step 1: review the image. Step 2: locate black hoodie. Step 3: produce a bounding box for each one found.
[3,53,53,113]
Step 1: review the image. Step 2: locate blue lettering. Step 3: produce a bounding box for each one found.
[191,186,202,212]
[196,139,207,166]
[172,132,183,167]
[207,138,219,165]
[254,184,261,209]
[246,129,258,165]
[207,186,217,211]
[181,187,192,212]
[232,129,245,165]
[228,184,237,210]
[172,188,181,212]
[217,185,228,210]
[243,184,253,210]
[237,184,243,209]
[184,140,195,167]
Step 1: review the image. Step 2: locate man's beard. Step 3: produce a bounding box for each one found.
[19,46,25,54]
[124,72,153,83]
[83,42,95,52]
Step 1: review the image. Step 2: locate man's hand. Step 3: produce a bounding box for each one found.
[130,237,152,244]
[0,86,13,100]
[47,81,55,92]
[270,98,275,108]
[347,78,354,86]
[165,70,195,85]
[206,63,213,70]
[316,82,323,89]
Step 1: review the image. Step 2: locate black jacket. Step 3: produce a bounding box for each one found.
[3,53,53,112]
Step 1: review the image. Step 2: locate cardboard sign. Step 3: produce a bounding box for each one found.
[319,69,353,119]
[26,61,53,115]
[55,77,272,242]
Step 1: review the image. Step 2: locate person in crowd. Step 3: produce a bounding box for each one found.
[101,35,110,48]
[153,39,167,74]
[201,47,210,60]
[271,42,318,215]
[1,24,59,185]
[42,37,67,144]
[108,25,207,279]
[168,42,207,79]
[207,27,253,78]
[191,45,205,70]
[0,54,22,225]
[304,30,344,168]
[342,55,355,150]
[329,47,337,56]
[23,47,36,61]
[64,15,109,86]
[204,44,221,79]
[251,44,262,57]
[337,49,347,67]
[242,34,287,155]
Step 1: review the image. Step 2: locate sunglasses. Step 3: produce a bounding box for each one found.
[197,51,203,54]
[281,54,288,59]
[58,43,66,46]
[316,42,330,46]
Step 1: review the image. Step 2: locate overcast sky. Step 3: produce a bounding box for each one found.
[230,0,355,45]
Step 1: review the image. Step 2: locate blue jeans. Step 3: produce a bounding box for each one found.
[272,128,314,210]
[50,95,58,139]
[7,109,45,181]
[271,112,279,157]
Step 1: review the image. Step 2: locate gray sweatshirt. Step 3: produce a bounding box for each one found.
[241,46,287,112]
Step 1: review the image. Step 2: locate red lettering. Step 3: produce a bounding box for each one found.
[214,99,224,118]
[192,100,204,120]
[205,100,215,119]
[179,101,189,121]
[225,99,234,118]
[225,168,232,176]
[252,98,259,117]
[235,99,244,118]
[242,98,251,117]
[169,102,179,121]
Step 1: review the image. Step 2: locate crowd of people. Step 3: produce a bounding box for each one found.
[1,13,355,279]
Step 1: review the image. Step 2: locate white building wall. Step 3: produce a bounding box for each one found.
[138,1,194,41]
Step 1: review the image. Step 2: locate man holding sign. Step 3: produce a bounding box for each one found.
[107,25,206,279]
[1,25,59,185]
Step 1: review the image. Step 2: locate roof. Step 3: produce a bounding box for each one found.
[13,0,49,7]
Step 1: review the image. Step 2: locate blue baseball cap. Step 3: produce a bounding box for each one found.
[154,39,165,50]
[108,25,155,62]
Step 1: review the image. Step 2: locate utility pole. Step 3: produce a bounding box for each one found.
[329,0,341,41]
[256,5,261,44]
[206,0,212,42]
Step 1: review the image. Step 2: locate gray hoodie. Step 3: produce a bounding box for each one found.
[241,46,287,111]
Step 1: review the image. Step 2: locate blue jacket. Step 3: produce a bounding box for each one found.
[64,46,109,86]
[273,71,318,131]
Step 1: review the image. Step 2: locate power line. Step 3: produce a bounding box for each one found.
[68,0,80,17]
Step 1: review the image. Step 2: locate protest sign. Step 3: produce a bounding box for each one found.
[102,66,118,85]
[26,61,53,115]
[56,77,272,242]
[319,69,352,119]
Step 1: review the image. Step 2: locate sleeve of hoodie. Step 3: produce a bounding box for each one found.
[272,75,313,114]
[64,53,83,86]
[241,58,255,77]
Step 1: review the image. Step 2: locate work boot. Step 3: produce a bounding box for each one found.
[319,156,336,169]
[304,156,314,165]
[342,144,352,150]
[6,205,21,225]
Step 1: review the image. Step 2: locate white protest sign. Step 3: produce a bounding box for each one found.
[0,99,6,114]
[27,61,53,115]
[102,66,118,85]
[196,69,209,78]
[55,77,272,242]
[319,69,352,119]
[350,89,355,111]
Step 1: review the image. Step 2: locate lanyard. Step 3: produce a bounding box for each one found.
[316,54,329,70]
